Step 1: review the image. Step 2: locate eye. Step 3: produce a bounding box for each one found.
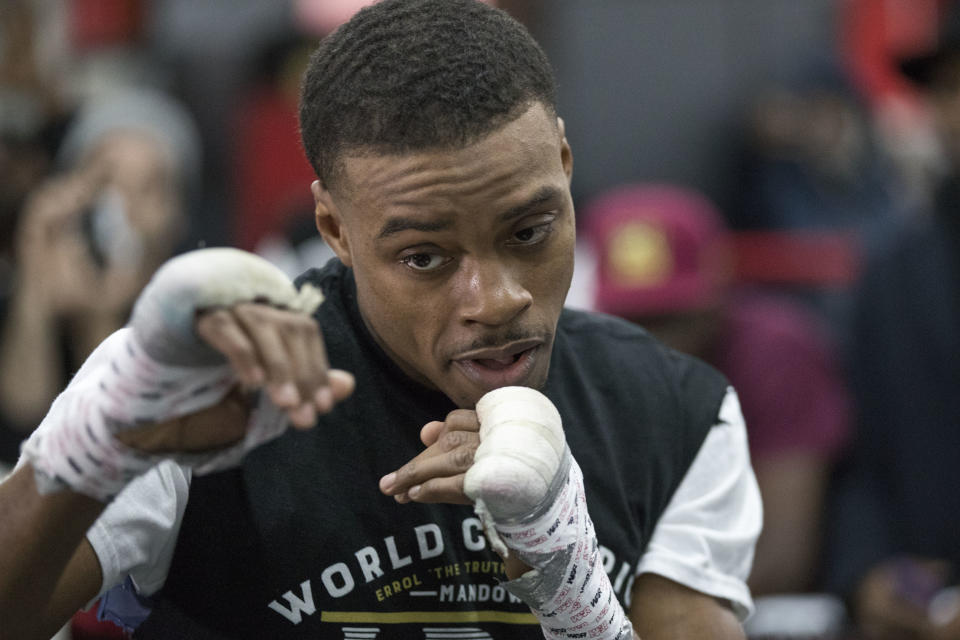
[401,252,450,272]
[508,222,553,246]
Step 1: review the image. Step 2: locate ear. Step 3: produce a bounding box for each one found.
[312,180,353,268]
[557,117,574,183]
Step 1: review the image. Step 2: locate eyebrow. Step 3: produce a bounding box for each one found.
[375,185,564,240]
[499,185,564,223]
[377,216,454,239]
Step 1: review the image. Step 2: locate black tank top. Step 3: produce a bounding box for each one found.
[134,259,727,639]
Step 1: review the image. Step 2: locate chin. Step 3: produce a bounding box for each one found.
[447,388,483,410]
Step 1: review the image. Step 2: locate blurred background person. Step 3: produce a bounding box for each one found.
[734,74,903,239]
[825,3,960,638]
[584,184,852,634]
[729,74,901,350]
[1,0,80,470]
[839,0,947,214]
[0,0,203,475]
[0,0,72,255]
[0,88,200,471]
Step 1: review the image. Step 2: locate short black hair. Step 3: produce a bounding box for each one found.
[298,0,557,190]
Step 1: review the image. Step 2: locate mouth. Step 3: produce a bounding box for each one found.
[451,339,544,392]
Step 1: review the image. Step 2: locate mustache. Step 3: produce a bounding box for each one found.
[451,327,552,356]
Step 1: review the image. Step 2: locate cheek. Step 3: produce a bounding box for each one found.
[358,271,402,329]
[536,232,575,307]
[356,265,444,357]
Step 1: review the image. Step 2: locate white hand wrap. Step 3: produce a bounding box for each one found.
[464,387,635,640]
[20,248,323,502]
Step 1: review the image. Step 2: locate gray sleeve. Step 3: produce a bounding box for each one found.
[86,460,191,597]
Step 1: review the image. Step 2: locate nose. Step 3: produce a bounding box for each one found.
[457,258,533,327]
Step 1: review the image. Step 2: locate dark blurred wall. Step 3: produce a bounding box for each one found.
[532,0,839,216]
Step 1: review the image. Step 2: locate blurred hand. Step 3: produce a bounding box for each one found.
[929,615,960,640]
[928,586,960,640]
[855,557,951,640]
[14,167,110,317]
[14,131,183,323]
[115,302,355,454]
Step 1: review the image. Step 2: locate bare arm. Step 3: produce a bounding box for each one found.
[0,464,104,640]
[749,451,829,595]
[625,392,758,639]
[0,289,62,430]
[629,573,745,639]
[0,170,108,429]
[0,393,252,640]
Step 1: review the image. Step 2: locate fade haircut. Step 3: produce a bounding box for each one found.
[298,0,558,191]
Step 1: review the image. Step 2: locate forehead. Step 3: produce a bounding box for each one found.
[334,103,564,215]
[92,131,170,175]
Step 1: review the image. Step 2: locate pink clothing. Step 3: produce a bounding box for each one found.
[709,293,851,460]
